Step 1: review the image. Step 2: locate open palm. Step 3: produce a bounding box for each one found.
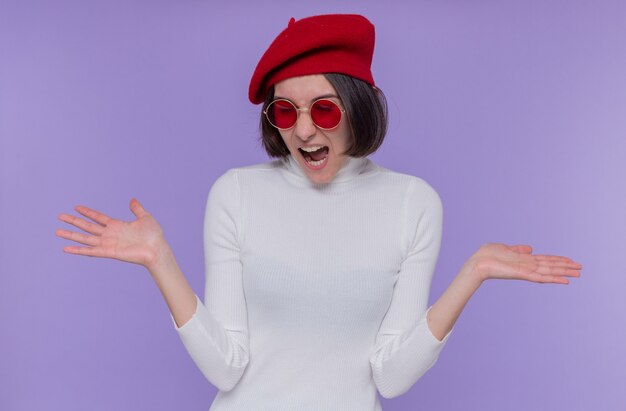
[467,242,582,284]
[56,198,165,268]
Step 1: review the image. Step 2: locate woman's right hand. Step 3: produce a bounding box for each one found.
[56,198,167,270]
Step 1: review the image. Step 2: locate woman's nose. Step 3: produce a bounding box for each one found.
[294,110,316,141]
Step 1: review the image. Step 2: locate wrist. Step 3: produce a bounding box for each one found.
[460,255,488,285]
[145,239,175,274]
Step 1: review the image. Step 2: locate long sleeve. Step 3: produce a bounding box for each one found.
[369,179,453,399]
[171,169,250,392]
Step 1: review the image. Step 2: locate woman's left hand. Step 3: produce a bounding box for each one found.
[464,243,583,284]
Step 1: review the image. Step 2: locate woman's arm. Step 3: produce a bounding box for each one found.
[369,181,450,399]
[145,241,197,328]
[173,169,249,391]
[427,243,583,341]
[56,199,197,327]
[369,180,583,399]
[57,193,250,391]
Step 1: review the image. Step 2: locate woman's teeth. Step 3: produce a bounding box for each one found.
[300,145,325,153]
[299,146,329,167]
[307,157,326,166]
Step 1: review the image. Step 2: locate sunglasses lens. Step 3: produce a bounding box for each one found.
[266,99,343,130]
[267,100,297,129]
[311,99,342,129]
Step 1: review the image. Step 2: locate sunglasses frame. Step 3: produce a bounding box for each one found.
[263,98,346,131]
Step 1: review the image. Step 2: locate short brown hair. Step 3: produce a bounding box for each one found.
[259,73,388,158]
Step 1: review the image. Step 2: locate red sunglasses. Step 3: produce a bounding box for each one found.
[264,98,345,130]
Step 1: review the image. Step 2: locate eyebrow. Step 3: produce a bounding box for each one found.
[273,93,339,103]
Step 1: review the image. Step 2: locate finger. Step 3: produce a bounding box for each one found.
[535,255,583,268]
[129,198,149,219]
[74,205,112,226]
[56,229,100,246]
[534,264,581,277]
[509,244,532,254]
[62,245,111,258]
[534,258,582,270]
[58,213,104,235]
[526,272,570,284]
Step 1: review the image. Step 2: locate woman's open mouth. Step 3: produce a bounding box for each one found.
[298,145,329,170]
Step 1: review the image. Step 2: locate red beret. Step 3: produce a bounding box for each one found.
[248,14,376,104]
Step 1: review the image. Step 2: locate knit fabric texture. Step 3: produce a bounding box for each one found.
[172,155,453,410]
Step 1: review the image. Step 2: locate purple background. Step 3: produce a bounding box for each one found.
[1,1,625,410]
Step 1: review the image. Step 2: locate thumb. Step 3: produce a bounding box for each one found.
[130,198,149,219]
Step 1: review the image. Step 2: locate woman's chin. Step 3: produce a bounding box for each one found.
[306,172,334,184]
[301,163,335,184]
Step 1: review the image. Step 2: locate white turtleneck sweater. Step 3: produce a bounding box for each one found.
[172,154,453,411]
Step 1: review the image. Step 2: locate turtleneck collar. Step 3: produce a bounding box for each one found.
[280,154,377,189]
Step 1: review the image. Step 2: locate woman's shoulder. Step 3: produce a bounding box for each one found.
[372,166,443,229]
[208,159,284,192]
[374,164,441,200]
[214,159,283,180]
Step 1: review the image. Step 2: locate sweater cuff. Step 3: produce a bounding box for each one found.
[169,294,248,391]
[170,294,249,369]
[424,305,453,344]
[170,295,230,347]
[170,294,203,331]
[370,306,453,398]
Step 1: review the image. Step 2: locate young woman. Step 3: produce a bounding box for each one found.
[56,14,582,411]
